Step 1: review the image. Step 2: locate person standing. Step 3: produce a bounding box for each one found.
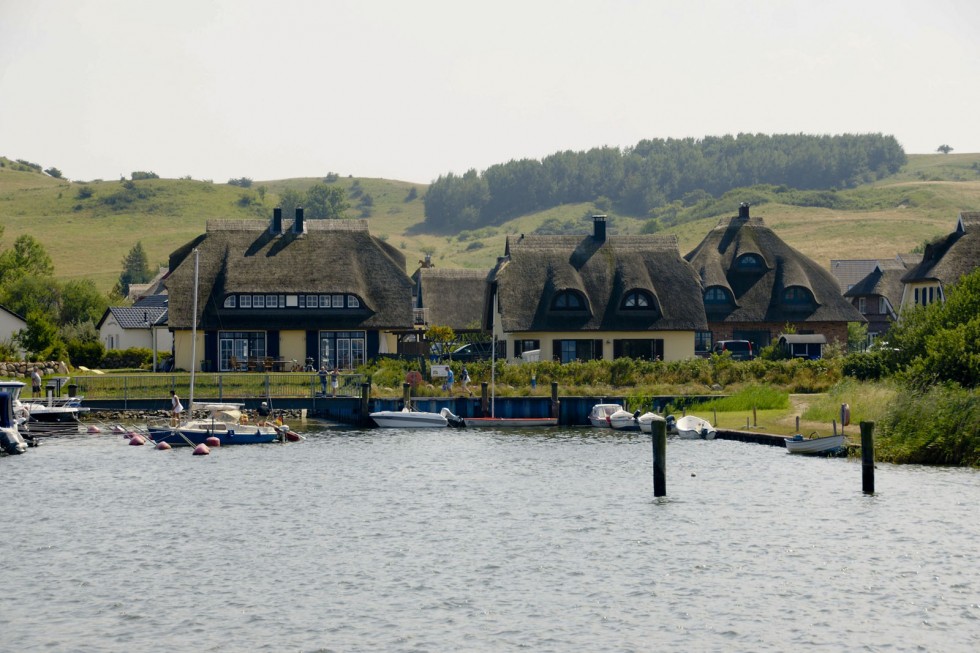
[31,369,42,398]
[318,366,328,395]
[257,401,271,425]
[170,390,184,426]
[461,367,473,397]
[445,367,454,394]
[331,368,340,396]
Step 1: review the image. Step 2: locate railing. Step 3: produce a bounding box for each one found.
[71,372,366,402]
[413,307,428,325]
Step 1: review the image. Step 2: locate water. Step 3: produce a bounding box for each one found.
[2,425,978,652]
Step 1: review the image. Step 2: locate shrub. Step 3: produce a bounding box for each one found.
[101,347,152,369]
[877,384,979,466]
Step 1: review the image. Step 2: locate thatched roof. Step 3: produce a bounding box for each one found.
[685,208,865,323]
[901,212,980,286]
[166,217,413,330]
[491,222,707,333]
[414,267,489,331]
[843,265,906,308]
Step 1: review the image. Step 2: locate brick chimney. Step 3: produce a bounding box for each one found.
[270,207,282,234]
[592,214,607,242]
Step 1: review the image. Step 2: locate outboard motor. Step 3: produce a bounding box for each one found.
[0,391,28,455]
[440,407,467,428]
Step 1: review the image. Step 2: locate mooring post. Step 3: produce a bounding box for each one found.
[796,415,800,432]
[359,382,371,425]
[713,407,718,427]
[651,415,667,497]
[833,419,837,436]
[752,406,757,427]
[402,382,411,409]
[861,421,875,494]
[480,382,489,416]
[550,381,560,421]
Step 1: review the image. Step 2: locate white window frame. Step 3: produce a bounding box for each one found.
[224,296,236,308]
[240,295,252,308]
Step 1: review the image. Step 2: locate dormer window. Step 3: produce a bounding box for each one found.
[736,254,764,270]
[223,296,236,308]
[552,290,586,311]
[621,289,655,311]
[704,286,732,304]
[783,286,814,305]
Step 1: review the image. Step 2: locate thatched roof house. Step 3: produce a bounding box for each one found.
[685,204,864,351]
[900,212,980,311]
[842,258,910,339]
[413,267,489,332]
[165,210,413,371]
[489,216,707,362]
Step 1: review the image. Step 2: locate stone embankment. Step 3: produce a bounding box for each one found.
[0,361,70,378]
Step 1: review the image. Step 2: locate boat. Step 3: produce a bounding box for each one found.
[609,408,641,431]
[370,407,464,428]
[674,415,717,440]
[147,402,288,446]
[462,304,557,428]
[0,380,86,436]
[589,403,623,428]
[637,412,670,433]
[0,390,29,455]
[784,433,846,455]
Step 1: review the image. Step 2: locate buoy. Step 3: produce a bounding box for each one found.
[205,436,220,447]
[127,430,140,439]
[193,443,210,456]
[285,430,301,442]
[110,425,126,433]
[122,431,132,439]
[156,441,171,450]
[128,434,145,446]
[88,425,101,434]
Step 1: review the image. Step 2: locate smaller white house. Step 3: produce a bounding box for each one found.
[0,304,27,355]
[97,295,172,362]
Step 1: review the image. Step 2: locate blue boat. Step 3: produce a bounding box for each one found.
[147,403,286,447]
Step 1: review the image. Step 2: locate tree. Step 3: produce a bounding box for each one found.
[14,308,61,360]
[0,275,61,323]
[118,241,152,296]
[0,234,54,285]
[60,279,110,326]
[44,167,63,178]
[937,144,953,154]
[277,188,305,218]
[305,183,350,219]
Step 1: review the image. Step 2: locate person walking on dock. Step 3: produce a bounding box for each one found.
[462,367,473,397]
[170,390,184,427]
[31,369,42,398]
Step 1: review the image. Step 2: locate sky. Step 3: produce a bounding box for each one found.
[1,0,978,185]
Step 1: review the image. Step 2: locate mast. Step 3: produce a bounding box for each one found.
[188,248,199,414]
[490,290,496,418]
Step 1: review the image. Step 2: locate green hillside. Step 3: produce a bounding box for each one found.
[2,154,979,293]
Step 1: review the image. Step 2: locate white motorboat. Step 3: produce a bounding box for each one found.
[370,407,463,428]
[674,415,716,440]
[588,403,623,428]
[784,433,846,455]
[609,408,641,431]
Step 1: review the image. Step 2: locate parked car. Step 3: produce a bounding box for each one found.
[450,342,494,362]
[712,339,754,360]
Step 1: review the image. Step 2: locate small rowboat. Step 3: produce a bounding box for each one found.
[784,433,846,455]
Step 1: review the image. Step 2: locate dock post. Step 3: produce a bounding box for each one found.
[550,381,560,421]
[861,421,875,495]
[651,416,667,497]
[713,408,717,427]
[402,382,411,409]
[752,406,757,427]
[796,416,800,432]
[360,382,371,425]
[481,382,489,416]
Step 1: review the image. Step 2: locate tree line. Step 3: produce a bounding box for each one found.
[422,133,907,232]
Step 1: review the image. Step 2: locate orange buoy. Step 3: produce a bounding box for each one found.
[205,436,220,447]
[156,441,171,450]
[88,426,101,434]
[128,434,145,446]
[193,443,210,455]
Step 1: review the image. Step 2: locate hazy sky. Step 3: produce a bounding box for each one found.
[2,0,977,185]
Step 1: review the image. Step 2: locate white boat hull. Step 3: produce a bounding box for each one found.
[371,410,448,428]
[588,404,623,428]
[785,434,846,455]
[674,415,716,440]
[608,409,640,431]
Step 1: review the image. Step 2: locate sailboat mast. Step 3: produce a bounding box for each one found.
[188,248,199,413]
[490,291,496,418]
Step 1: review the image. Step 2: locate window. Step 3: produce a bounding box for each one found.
[253,295,265,308]
[552,339,602,363]
[286,295,298,308]
[552,291,585,311]
[319,331,367,370]
[613,339,664,361]
[736,253,763,270]
[928,287,934,304]
[695,331,713,353]
[332,294,344,308]
[319,295,330,308]
[266,295,277,308]
[223,296,236,308]
[514,339,540,358]
[621,289,654,310]
[307,295,317,308]
[783,287,813,305]
[879,297,887,314]
[858,297,867,313]
[348,295,360,308]
[218,331,267,371]
[704,287,730,303]
[914,288,920,305]
[239,295,251,308]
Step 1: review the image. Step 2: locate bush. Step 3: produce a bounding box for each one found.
[842,350,893,380]
[66,339,106,369]
[877,384,979,466]
[101,347,152,369]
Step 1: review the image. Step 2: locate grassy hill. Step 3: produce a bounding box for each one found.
[2,154,979,293]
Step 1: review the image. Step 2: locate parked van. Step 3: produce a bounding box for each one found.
[711,339,754,360]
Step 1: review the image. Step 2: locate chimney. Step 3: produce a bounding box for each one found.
[592,214,607,242]
[294,207,305,233]
[271,207,282,234]
[739,203,750,219]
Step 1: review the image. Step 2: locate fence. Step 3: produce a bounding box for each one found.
[72,372,366,402]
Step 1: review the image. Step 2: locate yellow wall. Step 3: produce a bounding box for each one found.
[501,330,695,362]
[278,331,307,365]
[172,330,203,372]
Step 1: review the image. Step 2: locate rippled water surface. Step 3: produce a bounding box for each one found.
[2,424,978,652]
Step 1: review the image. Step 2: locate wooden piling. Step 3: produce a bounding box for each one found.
[651,417,667,497]
[359,382,371,425]
[480,382,489,416]
[861,421,875,494]
[713,408,717,427]
[402,382,411,409]
[550,381,560,420]
[795,416,800,432]
[752,406,757,427]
